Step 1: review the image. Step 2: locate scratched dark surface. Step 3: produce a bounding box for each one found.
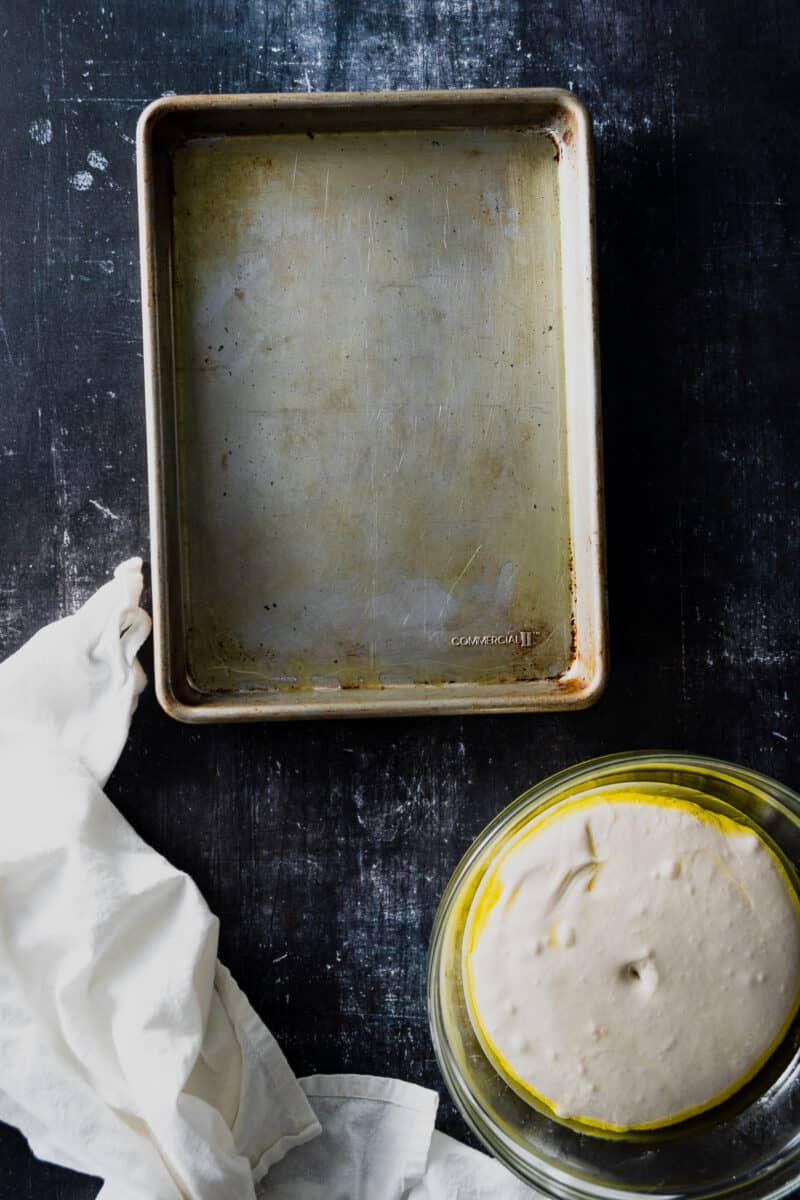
[1,0,799,1196]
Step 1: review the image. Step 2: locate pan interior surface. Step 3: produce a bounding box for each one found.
[171,126,573,696]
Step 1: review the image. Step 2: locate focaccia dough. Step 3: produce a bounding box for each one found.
[463,791,800,1130]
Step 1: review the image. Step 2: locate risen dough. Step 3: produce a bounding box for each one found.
[463,790,800,1130]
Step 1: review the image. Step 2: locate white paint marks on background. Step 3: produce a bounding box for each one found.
[29,117,52,145]
[70,170,93,191]
[98,260,114,275]
[89,499,121,521]
[87,149,108,171]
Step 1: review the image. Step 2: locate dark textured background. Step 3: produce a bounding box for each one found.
[1,1,799,1195]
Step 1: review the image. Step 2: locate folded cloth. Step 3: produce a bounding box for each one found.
[262,1075,534,1199]
[0,560,533,1198]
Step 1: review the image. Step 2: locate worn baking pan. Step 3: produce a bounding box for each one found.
[137,89,606,721]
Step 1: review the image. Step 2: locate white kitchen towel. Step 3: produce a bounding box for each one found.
[0,559,533,1198]
[0,559,320,1200]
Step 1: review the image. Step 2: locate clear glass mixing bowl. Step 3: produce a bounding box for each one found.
[427,752,800,1199]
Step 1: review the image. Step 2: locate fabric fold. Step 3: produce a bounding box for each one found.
[260,1074,439,1200]
[0,558,151,787]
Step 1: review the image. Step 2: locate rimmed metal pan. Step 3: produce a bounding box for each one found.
[137,88,606,721]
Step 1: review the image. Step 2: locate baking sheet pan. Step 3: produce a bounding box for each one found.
[137,89,606,720]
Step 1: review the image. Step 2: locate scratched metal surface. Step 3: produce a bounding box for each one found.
[0,1,799,1197]
[172,126,573,694]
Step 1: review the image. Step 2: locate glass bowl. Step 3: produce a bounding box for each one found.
[427,752,800,1199]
